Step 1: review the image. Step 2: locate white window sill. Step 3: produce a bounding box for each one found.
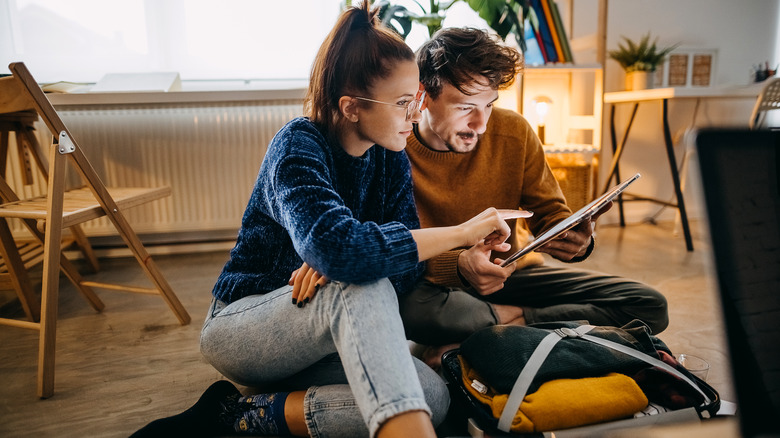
[47,79,308,106]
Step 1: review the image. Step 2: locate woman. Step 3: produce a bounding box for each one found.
[132,2,526,437]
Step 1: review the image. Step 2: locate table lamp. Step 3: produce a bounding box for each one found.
[533,95,552,144]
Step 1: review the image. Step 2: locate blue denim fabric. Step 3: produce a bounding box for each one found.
[200,278,449,438]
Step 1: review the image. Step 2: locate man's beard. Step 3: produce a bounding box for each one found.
[444,131,481,153]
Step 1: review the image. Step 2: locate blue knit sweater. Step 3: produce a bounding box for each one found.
[212,117,425,304]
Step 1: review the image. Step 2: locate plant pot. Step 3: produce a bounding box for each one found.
[625,71,654,91]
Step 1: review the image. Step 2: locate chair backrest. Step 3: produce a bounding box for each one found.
[749,77,780,129]
[1,62,116,202]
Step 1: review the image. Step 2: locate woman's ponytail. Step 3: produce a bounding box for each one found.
[304,1,414,140]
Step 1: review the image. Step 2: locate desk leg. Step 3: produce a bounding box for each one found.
[604,103,639,227]
[662,99,694,251]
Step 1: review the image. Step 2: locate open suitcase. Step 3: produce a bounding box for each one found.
[440,321,721,437]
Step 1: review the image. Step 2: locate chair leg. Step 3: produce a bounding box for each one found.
[120,225,191,325]
[37,145,68,399]
[101,226,190,325]
[0,218,40,321]
[38,238,60,399]
[141,255,191,325]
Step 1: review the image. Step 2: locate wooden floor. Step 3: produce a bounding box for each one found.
[0,220,734,437]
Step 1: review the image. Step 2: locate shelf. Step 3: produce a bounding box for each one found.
[543,143,599,155]
[525,63,603,72]
[519,66,603,153]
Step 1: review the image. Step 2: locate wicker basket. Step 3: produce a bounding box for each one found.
[547,153,595,211]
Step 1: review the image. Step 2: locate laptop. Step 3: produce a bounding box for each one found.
[694,128,780,437]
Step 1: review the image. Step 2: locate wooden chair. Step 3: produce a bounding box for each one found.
[0,62,191,398]
[0,109,101,277]
[749,77,780,129]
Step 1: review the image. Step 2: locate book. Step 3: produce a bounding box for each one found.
[527,6,549,63]
[41,81,91,94]
[500,173,641,267]
[522,17,546,65]
[540,0,565,63]
[549,0,574,63]
[529,0,558,63]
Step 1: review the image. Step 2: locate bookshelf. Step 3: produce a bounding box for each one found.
[500,64,603,208]
[518,64,603,156]
[494,0,608,208]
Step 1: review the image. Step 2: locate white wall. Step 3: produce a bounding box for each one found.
[595,0,779,225]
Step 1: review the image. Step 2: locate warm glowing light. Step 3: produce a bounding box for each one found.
[532,96,552,144]
[535,101,549,120]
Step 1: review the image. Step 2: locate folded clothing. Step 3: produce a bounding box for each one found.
[460,356,648,433]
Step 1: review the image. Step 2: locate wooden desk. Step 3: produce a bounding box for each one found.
[603,85,761,251]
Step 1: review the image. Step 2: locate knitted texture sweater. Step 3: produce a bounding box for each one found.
[406,108,571,287]
[213,117,425,304]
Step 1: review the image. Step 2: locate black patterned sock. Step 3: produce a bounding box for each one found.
[130,380,241,437]
[230,392,291,436]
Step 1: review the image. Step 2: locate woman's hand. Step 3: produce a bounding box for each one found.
[411,208,533,262]
[459,208,533,247]
[289,262,329,308]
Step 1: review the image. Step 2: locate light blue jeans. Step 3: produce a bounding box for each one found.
[200,278,449,438]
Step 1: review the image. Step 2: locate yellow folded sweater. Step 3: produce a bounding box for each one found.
[460,356,648,433]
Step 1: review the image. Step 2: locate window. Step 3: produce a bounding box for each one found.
[0,0,343,83]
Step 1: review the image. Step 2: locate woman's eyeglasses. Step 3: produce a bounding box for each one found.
[353,88,425,122]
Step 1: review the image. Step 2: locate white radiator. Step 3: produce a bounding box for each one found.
[6,100,303,244]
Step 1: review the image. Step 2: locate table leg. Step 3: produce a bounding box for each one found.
[604,103,639,226]
[661,99,694,251]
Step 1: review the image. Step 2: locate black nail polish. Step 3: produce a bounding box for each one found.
[297,302,303,308]
[304,297,310,303]
[292,298,297,305]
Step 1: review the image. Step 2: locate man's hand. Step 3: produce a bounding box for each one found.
[458,241,516,295]
[537,201,613,261]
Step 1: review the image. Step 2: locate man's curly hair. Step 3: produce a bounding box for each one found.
[417,27,523,99]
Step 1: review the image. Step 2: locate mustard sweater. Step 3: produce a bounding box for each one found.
[406,108,571,287]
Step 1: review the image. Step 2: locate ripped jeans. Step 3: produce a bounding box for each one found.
[200,278,449,438]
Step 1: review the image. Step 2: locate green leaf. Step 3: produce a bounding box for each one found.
[463,0,528,52]
[374,1,414,39]
[608,32,678,72]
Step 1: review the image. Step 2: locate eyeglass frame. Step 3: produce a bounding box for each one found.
[352,87,425,121]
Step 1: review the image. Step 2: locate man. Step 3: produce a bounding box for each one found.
[401,28,668,364]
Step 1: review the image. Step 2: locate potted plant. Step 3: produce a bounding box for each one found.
[608,33,677,91]
[361,0,530,51]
